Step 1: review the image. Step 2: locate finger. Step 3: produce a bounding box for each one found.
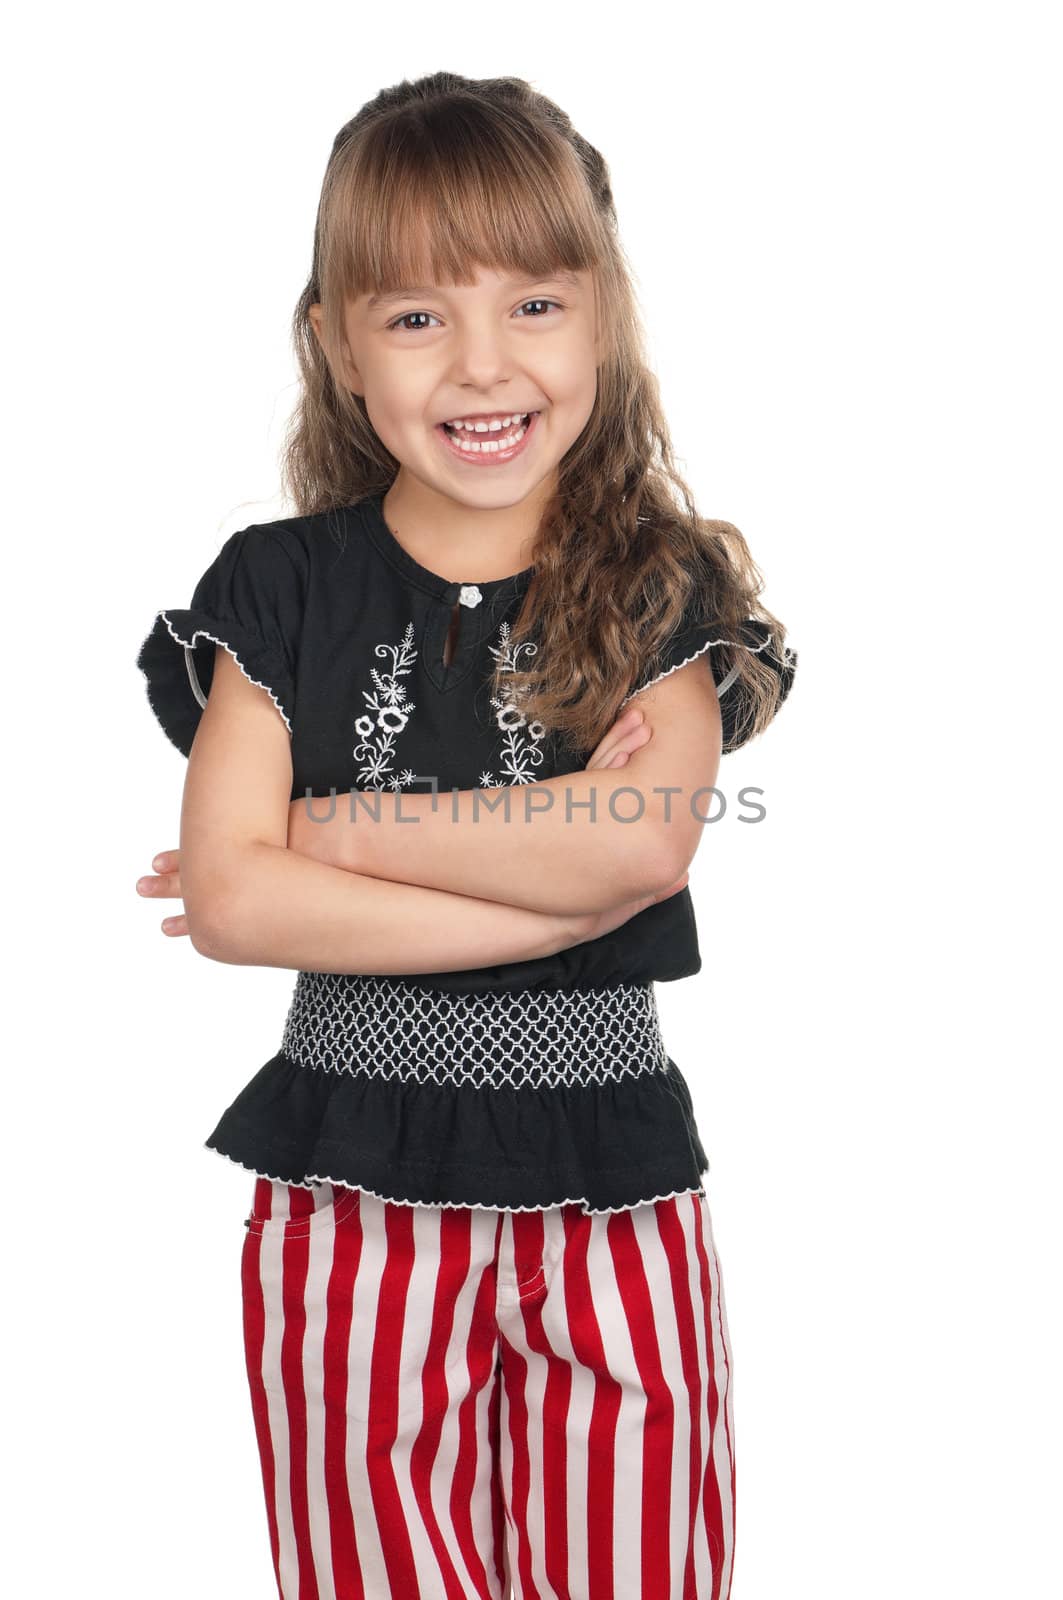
[586,708,648,769]
[136,871,183,898]
[592,705,643,755]
[161,915,189,937]
[588,722,652,771]
[151,850,180,873]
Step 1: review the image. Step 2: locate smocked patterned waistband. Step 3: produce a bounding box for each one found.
[279,974,668,1092]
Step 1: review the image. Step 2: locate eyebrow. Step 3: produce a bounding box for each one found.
[367,270,582,311]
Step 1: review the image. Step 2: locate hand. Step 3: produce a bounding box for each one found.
[136,791,347,939]
[584,704,652,771]
[136,851,188,937]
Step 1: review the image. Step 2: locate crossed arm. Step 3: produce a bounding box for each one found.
[137,647,720,974]
[289,668,722,917]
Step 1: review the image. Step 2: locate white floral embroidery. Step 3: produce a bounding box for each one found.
[351,618,550,791]
[352,623,419,790]
[480,621,549,787]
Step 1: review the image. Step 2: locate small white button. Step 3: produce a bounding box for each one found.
[458,584,482,608]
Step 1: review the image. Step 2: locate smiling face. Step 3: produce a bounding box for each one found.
[309,265,601,515]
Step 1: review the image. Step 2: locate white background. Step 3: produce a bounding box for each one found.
[6,3,1059,1595]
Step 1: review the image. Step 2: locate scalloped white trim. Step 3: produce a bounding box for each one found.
[621,629,775,708]
[157,612,293,734]
[205,1140,708,1215]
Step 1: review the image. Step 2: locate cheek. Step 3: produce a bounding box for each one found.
[556,362,598,433]
[362,389,417,453]
[544,338,598,407]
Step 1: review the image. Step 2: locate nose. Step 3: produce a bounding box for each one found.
[447,318,518,392]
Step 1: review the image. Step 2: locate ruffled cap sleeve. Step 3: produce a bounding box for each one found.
[135,526,300,758]
[621,599,797,754]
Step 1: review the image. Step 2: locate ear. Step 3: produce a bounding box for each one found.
[308,302,364,396]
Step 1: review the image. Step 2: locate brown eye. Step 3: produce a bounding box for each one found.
[386,300,563,332]
[386,311,442,332]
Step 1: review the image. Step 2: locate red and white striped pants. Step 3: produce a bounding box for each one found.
[241,1179,736,1600]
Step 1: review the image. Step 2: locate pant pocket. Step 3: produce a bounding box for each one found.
[244,1177,361,1239]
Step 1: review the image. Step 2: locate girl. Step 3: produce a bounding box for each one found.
[136,72,796,1600]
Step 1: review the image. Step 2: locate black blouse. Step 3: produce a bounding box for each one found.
[136,493,796,1212]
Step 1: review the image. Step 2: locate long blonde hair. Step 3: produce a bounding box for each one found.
[282,70,795,756]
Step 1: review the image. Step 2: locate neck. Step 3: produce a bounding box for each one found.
[381,472,550,583]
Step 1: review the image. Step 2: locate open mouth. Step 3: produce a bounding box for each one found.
[436,411,539,462]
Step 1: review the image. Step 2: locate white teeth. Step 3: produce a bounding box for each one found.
[443,412,529,432]
[441,414,531,453]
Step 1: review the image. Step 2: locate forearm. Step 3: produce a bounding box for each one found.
[195,840,580,974]
[299,775,679,917]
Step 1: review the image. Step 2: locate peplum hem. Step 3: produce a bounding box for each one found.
[204,1051,711,1215]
